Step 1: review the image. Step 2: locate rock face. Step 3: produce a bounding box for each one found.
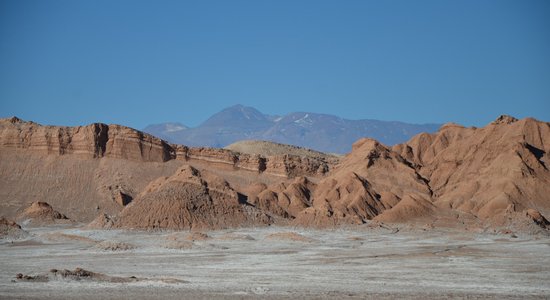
[86,214,117,229]
[179,146,333,177]
[0,117,333,178]
[113,165,272,230]
[0,117,175,162]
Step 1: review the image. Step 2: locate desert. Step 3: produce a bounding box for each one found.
[2,1,549,298]
[2,225,550,299]
[1,115,549,299]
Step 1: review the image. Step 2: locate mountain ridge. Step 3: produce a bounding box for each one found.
[143,104,442,153]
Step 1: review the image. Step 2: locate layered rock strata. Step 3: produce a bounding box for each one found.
[0,117,333,178]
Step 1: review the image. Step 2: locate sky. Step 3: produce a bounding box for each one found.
[1,0,549,129]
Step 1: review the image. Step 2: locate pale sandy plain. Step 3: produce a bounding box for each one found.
[1,224,549,299]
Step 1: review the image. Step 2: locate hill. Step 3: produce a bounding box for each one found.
[225,140,340,161]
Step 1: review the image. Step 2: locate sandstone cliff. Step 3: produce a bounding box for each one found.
[0,117,175,162]
[0,117,333,178]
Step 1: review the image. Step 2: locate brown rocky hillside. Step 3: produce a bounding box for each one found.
[1,115,549,233]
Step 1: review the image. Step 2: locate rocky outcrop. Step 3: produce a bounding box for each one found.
[525,209,550,228]
[393,116,550,220]
[17,202,71,225]
[264,155,330,177]
[87,214,117,229]
[248,176,315,219]
[291,116,550,229]
[179,146,331,177]
[0,117,175,162]
[185,147,239,165]
[293,138,434,226]
[0,217,28,239]
[113,165,273,230]
[0,117,334,177]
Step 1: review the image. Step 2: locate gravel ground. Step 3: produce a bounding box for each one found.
[1,225,549,299]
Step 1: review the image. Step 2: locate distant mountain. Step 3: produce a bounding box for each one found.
[142,122,188,141]
[143,104,441,153]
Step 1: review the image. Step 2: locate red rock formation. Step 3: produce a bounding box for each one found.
[0,117,175,162]
[393,115,550,221]
[2,115,550,232]
[17,202,70,225]
[291,116,550,229]
[0,117,332,178]
[294,138,433,226]
[265,155,330,177]
[113,165,272,230]
[249,176,315,219]
[184,147,330,177]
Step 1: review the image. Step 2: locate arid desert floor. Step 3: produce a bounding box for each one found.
[1,225,549,299]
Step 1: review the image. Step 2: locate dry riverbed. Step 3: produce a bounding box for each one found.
[1,225,549,299]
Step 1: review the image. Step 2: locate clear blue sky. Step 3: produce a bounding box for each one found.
[1,0,549,129]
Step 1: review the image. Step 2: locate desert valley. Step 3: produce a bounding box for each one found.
[2,1,549,298]
[1,114,549,299]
